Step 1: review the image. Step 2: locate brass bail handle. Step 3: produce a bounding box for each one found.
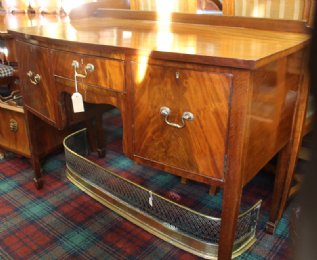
[71,60,94,79]
[160,106,194,129]
[27,71,41,85]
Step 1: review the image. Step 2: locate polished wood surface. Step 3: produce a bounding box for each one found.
[69,0,130,20]
[11,15,309,69]
[130,0,197,12]
[17,41,57,125]
[90,9,310,33]
[133,64,230,183]
[53,50,125,93]
[268,58,310,233]
[9,6,310,260]
[0,104,30,157]
[222,0,314,235]
[0,13,68,64]
[0,14,65,34]
[243,51,304,184]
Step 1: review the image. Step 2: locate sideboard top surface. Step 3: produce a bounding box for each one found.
[0,14,64,35]
[9,16,310,69]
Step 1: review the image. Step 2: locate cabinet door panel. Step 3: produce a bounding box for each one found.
[133,64,231,181]
[17,41,56,124]
[0,108,30,157]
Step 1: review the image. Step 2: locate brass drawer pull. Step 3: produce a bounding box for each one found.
[72,60,94,79]
[9,119,18,133]
[27,71,41,85]
[160,106,194,129]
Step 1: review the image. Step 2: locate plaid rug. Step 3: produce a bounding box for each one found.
[0,109,292,259]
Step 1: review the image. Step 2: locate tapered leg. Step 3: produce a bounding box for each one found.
[266,144,290,234]
[218,179,243,259]
[31,153,44,189]
[209,186,218,196]
[85,112,106,158]
[181,177,187,184]
[217,71,250,259]
[95,112,106,158]
[0,149,5,160]
[267,67,309,233]
[24,110,43,189]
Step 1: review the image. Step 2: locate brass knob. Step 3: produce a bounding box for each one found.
[9,119,18,133]
[72,60,95,78]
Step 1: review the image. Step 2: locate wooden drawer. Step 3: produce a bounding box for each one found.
[17,41,57,124]
[0,104,30,157]
[132,64,232,181]
[52,50,125,92]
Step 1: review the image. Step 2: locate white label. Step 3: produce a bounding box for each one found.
[149,191,153,207]
[71,92,85,113]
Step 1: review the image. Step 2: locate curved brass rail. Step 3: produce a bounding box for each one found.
[63,128,261,259]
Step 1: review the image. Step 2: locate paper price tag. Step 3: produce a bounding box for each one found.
[71,92,85,113]
[149,191,153,207]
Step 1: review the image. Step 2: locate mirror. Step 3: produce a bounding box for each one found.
[222,0,313,22]
[127,0,313,21]
[68,0,314,29]
[129,0,222,14]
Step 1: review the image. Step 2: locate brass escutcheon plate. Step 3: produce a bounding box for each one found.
[9,119,18,133]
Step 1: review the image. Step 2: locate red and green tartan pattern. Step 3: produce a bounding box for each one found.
[0,109,292,259]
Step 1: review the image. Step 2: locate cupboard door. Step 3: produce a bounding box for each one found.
[0,107,30,157]
[132,64,231,181]
[17,41,57,124]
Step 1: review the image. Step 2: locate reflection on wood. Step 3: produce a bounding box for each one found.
[223,0,313,22]
[130,0,198,13]
[234,0,305,20]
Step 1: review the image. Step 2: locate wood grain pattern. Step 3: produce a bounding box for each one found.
[69,0,130,19]
[0,107,30,157]
[130,0,197,13]
[52,50,125,93]
[132,63,231,183]
[268,51,310,232]
[17,40,57,124]
[90,9,310,33]
[242,51,304,184]
[23,109,82,188]
[10,6,310,259]
[5,38,17,63]
[219,69,252,260]
[9,15,309,69]
[0,14,65,33]
[222,0,235,15]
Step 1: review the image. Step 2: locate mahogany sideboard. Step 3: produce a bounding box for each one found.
[9,8,310,260]
[0,14,64,158]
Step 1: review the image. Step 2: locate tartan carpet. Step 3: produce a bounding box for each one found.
[0,109,292,259]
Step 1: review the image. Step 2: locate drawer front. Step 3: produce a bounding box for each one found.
[17,41,57,123]
[0,108,30,157]
[132,64,231,181]
[52,50,125,92]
